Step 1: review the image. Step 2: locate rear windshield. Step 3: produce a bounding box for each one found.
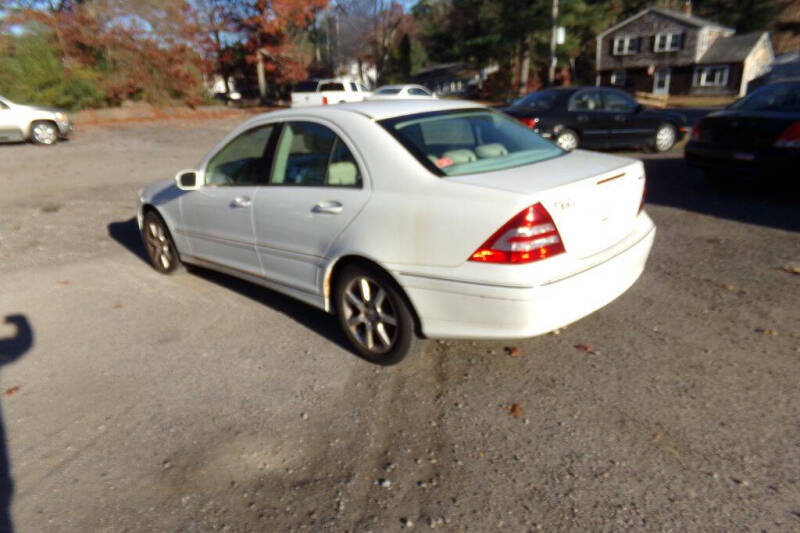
[380,109,563,177]
[730,83,800,111]
[376,87,402,95]
[319,82,345,92]
[513,90,560,110]
[293,81,319,93]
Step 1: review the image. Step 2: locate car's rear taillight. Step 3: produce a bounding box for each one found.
[775,121,800,148]
[690,122,701,141]
[322,96,328,105]
[469,203,565,264]
[519,117,539,129]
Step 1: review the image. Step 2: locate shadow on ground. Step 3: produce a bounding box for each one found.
[108,218,148,264]
[107,218,351,352]
[0,314,34,533]
[642,154,800,233]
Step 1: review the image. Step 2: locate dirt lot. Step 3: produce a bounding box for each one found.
[1,114,799,532]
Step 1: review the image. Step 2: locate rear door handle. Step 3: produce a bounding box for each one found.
[577,115,589,123]
[614,114,627,122]
[230,196,251,208]
[312,201,343,215]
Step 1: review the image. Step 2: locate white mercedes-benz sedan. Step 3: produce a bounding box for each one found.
[137,100,655,364]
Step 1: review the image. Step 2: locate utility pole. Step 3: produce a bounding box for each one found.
[548,0,558,85]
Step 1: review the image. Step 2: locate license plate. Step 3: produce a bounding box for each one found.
[733,152,755,161]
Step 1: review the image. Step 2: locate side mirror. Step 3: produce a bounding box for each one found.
[175,169,200,190]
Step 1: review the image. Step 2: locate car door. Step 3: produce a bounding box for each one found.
[179,123,277,276]
[600,89,652,147]
[0,99,21,142]
[252,120,370,297]
[566,90,606,148]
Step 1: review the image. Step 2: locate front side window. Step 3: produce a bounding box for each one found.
[693,65,729,87]
[408,87,431,96]
[0,100,8,110]
[271,122,362,187]
[603,90,637,112]
[380,109,563,177]
[350,82,358,91]
[205,125,275,186]
[569,91,603,111]
[376,87,402,95]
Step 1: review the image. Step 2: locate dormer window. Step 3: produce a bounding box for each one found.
[655,32,682,52]
[613,36,640,55]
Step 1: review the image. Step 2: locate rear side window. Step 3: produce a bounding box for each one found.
[376,87,402,95]
[731,83,800,111]
[0,100,8,109]
[380,109,563,176]
[408,87,431,96]
[271,122,362,187]
[350,82,358,91]
[319,82,345,92]
[293,81,318,93]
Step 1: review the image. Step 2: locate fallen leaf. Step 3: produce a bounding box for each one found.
[113,303,123,309]
[651,434,661,443]
[781,264,800,275]
[4,386,20,396]
[57,280,71,286]
[505,346,523,357]
[509,403,523,418]
[574,344,598,355]
[755,328,778,336]
[723,283,736,291]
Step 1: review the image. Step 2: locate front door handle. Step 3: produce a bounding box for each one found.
[230,196,251,208]
[312,201,343,215]
[614,114,627,122]
[577,115,589,123]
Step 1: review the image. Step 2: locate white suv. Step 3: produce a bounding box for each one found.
[290,79,371,107]
[0,95,73,145]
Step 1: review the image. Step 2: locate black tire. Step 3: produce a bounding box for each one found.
[653,123,677,152]
[141,211,181,274]
[555,128,579,151]
[334,264,422,365]
[30,120,59,145]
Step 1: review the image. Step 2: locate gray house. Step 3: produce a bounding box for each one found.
[596,3,773,97]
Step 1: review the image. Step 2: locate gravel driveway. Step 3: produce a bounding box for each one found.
[0,114,798,532]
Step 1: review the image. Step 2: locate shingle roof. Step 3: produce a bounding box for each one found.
[648,7,732,31]
[699,32,766,64]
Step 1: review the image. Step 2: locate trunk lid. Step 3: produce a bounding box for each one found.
[449,150,645,258]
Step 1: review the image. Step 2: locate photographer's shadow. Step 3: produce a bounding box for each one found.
[0,314,34,533]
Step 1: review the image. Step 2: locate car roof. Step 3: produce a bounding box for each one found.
[326,99,484,120]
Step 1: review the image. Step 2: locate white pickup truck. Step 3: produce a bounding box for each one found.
[290,79,371,107]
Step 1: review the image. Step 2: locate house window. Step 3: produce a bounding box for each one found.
[693,65,729,87]
[613,36,639,55]
[655,32,682,52]
[610,70,626,87]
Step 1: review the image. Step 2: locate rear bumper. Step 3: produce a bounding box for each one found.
[685,141,798,173]
[398,219,656,339]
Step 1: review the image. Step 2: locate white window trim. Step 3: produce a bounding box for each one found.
[610,70,626,86]
[693,65,730,87]
[613,36,638,55]
[655,32,682,52]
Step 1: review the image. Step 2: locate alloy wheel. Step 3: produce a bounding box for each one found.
[341,276,398,354]
[556,131,578,151]
[655,125,676,152]
[32,123,58,145]
[145,219,173,271]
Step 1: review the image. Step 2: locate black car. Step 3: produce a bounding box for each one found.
[501,87,687,152]
[685,81,800,179]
